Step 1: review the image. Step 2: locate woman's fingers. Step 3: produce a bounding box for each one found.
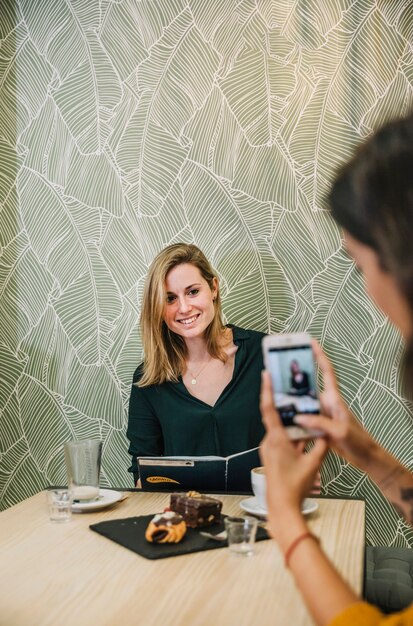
[308,437,328,466]
[294,414,340,439]
[301,440,327,493]
[294,441,306,454]
[309,469,322,495]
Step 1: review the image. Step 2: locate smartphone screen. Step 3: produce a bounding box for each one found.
[267,343,320,425]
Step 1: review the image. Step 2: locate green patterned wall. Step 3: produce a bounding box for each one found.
[1,0,413,545]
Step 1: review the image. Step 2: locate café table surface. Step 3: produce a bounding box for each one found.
[0,490,365,626]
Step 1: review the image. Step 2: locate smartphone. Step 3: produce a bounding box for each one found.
[262,332,322,440]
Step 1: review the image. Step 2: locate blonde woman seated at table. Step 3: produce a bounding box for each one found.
[260,113,413,626]
[127,243,266,486]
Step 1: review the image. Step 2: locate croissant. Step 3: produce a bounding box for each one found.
[145,512,187,544]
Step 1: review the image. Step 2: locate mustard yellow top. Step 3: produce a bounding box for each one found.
[329,602,413,626]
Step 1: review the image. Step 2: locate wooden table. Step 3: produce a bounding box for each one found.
[0,492,365,626]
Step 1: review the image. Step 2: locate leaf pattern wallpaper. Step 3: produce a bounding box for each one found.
[1,0,413,545]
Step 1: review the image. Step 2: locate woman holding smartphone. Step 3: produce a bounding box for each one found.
[127,243,265,485]
[260,113,413,625]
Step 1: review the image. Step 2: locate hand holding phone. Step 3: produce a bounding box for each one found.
[262,333,322,440]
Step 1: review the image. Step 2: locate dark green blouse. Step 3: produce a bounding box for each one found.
[127,325,266,476]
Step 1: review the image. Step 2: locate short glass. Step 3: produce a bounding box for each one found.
[224,516,258,556]
[47,489,73,523]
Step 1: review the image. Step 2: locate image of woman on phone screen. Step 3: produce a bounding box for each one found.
[260,113,413,625]
[289,360,310,396]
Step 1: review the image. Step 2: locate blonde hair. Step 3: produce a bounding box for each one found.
[138,244,226,387]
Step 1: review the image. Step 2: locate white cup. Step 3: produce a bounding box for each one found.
[251,466,266,510]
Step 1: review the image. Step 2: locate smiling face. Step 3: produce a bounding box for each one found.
[344,231,412,339]
[163,263,218,343]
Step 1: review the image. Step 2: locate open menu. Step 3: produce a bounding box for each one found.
[137,447,260,493]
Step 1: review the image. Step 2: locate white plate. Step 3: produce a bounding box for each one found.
[72,489,123,513]
[239,497,319,518]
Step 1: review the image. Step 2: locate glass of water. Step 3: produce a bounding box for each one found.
[224,516,258,556]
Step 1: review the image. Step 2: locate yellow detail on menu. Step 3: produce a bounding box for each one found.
[147,476,180,484]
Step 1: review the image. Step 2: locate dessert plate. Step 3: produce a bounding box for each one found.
[239,497,318,518]
[72,488,123,513]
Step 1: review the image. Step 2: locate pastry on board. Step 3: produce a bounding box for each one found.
[169,491,223,528]
[145,511,187,543]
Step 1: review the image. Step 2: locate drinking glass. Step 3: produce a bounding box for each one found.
[224,516,258,556]
[47,489,73,523]
[64,439,102,502]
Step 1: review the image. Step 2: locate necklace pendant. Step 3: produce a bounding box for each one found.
[191,378,197,385]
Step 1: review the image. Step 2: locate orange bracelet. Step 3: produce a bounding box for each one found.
[284,532,319,568]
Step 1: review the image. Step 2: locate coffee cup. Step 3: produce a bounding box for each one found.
[251,466,266,509]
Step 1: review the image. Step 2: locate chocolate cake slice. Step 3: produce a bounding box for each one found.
[169,491,222,528]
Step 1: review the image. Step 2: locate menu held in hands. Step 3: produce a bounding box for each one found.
[138,447,260,493]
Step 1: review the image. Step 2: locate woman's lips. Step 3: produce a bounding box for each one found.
[177,314,200,325]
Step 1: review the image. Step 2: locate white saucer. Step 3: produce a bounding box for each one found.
[72,489,123,513]
[239,497,319,518]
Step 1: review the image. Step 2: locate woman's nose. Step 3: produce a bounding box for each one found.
[178,296,191,313]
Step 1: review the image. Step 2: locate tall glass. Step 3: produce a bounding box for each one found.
[64,439,102,502]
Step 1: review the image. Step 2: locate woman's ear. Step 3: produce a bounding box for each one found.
[212,276,218,300]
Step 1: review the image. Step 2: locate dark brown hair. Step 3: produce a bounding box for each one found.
[328,113,413,396]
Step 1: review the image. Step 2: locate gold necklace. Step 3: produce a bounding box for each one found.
[187,357,212,385]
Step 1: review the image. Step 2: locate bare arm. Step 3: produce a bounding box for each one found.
[260,371,360,626]
[283,522,360,626]
[260,336,413,625]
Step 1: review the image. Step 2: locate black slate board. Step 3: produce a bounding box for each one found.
[90,514,269,560]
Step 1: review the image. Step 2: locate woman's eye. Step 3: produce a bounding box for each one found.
[188,289,199,296]
[166,295,176,304]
